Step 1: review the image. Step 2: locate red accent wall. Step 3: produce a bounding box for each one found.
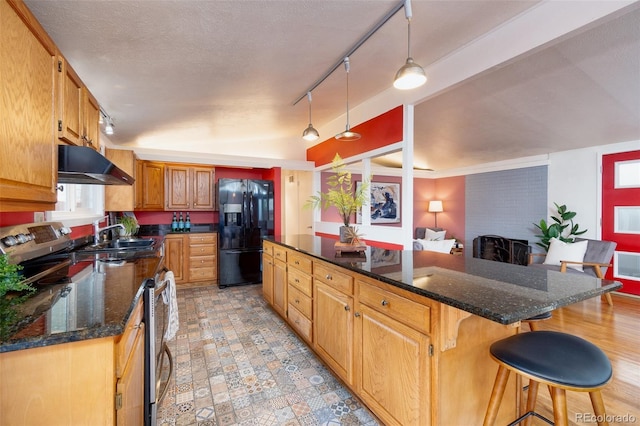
[306,106,403,166]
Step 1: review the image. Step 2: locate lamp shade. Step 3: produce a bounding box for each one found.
[428,200,443,213]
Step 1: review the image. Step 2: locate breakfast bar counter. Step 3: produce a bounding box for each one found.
[269,234,621,325]
[262,235,621,426]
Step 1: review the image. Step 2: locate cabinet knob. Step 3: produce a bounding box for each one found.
[344,305,350,312]
[381,300,389,306]
[354,312,361,318]
[295,278,299,283]
[325,274,332,280]
[295,260,299,265]
[295,299,300,304]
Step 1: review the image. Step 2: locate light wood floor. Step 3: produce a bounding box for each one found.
[523,293,640,425]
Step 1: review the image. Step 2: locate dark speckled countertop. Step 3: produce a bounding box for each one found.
[267,235,622,325]
[0,241,164,353]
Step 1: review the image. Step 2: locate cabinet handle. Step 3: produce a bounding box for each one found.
[344,305,350,312]
[381,300,389,306]
[325,274,332,280]
[354,312,361,318]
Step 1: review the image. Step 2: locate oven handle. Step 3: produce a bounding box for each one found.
[157,343,173,404]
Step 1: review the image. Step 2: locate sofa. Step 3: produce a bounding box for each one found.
[413,227,457,254]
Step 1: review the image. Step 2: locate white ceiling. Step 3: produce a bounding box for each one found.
[24,0,640,173]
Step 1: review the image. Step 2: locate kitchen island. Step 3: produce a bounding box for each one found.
[262,235,621,426]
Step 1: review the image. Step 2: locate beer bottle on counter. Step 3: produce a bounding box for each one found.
[178,212,185,232]
[185,212,191,232]
[171,212,178,232]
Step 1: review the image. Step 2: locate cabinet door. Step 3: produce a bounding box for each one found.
[83,88,100,150]
[192,167,215,209]
[272,259,287,318]
[0,0,57,211]
[57,56,83,145]
[135,159,144,209]
[356,304,430,426]
[105,149,136,211]
[140,161,165,210]
[314,281,354,386]
[164,235,185,283]
[262,253,274,304]
[116,322,145,425]
[165,165,190,210]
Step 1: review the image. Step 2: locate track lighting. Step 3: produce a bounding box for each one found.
[335,57,361,141]
[100,107,115,135]
[302,91,319,141]
[394,0,426,90]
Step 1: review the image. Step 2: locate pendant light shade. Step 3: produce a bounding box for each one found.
[394,0,426,90]
[302,91,319,141]
[335,57,361,141]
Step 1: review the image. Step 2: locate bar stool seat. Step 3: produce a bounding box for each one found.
[483,331,612,426]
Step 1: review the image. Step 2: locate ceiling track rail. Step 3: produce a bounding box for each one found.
[292,0,405,106]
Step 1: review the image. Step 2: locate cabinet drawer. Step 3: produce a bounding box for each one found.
[188,234,216,245]
[288,252,312,274]
[190,244,215,256]
[273,245,287,262]
[358,283,431,334]
[263,241,274,257]
[190,255,216,268]
[288,305,312,342]
[116,300,144,378]
[189,267,217,281]
[288,285,312,319]
[314,262,353,295]
[287,267,312,296]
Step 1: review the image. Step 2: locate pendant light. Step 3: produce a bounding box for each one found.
[302,91,319,141]
[335,57,361,141]
[393,0,426,90]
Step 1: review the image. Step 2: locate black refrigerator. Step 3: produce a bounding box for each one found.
[218,178,274,288]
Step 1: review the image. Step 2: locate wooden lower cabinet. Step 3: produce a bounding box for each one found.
[0,299,144,425]
[164,234,186,283]
[164,233,218,284]
[356,303,430,425]
[262,242,518,425]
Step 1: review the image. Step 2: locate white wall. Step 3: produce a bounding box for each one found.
[548,140,639,240]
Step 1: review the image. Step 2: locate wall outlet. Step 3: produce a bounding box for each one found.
[34,212,45,222]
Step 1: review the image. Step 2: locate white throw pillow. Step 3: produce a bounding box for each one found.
[543,238,588,272]
[417,239,456,254]
[425,229,446,241]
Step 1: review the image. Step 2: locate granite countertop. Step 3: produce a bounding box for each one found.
[0,246,164,353]
[267,235,622,325]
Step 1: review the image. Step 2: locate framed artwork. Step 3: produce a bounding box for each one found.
[357,181,400,224]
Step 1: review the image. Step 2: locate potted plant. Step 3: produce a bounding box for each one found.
[0,254,35,339]
[533,202,587,251]
[117,215,139,237]
[305,153,369,243]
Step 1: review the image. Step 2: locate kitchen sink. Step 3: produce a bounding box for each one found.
[78,238,156,252]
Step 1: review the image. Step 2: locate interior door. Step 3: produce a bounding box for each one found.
[602,150,640,296]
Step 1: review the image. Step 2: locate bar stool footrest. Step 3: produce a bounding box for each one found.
[507,411,554,426]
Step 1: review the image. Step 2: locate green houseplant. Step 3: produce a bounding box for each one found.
[117,215,139,237]
[0,254,35,339]
[305,153,369,243]
[533,202,587,252]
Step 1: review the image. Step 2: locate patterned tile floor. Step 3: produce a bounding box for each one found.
[158,284,380,426]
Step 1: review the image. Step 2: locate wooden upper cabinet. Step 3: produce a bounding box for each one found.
[137,161,165,210]
[105,149,136,211]
[165,164,215,210]
[0,0,57,211]
[57,56,83,145]
[83,88,100,150]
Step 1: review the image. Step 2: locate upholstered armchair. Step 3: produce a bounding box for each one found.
[529,238,617,306]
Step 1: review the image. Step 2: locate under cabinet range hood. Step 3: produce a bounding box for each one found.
[57,145,134,185]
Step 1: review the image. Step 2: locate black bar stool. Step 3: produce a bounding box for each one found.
[483,331,612,426]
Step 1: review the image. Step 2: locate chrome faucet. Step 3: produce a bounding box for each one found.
[93,216,125,244]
